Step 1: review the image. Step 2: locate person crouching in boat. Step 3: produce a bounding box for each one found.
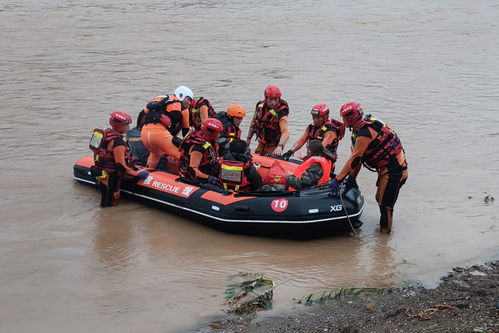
[246,85,290,155]
[189,95,216,131]
[282,104,345,173]
[139,95,182,169]
[330,102,408,234]
[90,111,148,207]
[216,104,246,156]
[179,118,223,184]
[218,139,263,192]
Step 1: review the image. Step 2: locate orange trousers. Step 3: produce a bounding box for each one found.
[141,124,180,169]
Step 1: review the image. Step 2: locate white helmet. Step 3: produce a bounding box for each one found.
[174,86,194,101]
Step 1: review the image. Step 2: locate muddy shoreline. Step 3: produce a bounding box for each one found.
[196,261,498,333]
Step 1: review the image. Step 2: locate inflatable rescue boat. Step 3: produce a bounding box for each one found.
[73,152,364,237]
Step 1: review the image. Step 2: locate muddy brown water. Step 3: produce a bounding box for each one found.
[1,1,498,332]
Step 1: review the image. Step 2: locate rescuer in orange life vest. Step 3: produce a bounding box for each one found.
[246,85,290,155]
[189,95,216,131]
[218,139,263,192]
[138,95,182,169]
[216,104,246,156]
[282,103,345,172]
[330,102,408,234]
[179,118,224,183]
[90,111,149,207]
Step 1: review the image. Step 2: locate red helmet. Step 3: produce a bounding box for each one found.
[109,111,132,132]
[340,102,363,127]
[264,85,281,99]
[310,103,330,122]
[200,118,223,140]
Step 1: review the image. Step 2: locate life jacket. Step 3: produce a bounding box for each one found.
[352,115,403,171]
[216,112,241,144]
[218,157,251,192]
[305,119,344,162]
[253,100,289,145]
[189,97,216,130]
[141,95,182,134]
[89,128,129,173]
[291,156,332,188]
[179,132,218,179]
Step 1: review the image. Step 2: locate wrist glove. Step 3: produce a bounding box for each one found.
[282,150,294,161]
[137,170,150,181]
[330,178,340,196]
[345,176,358,188]
[207,175,219,185]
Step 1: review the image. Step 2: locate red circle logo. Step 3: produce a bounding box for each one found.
[271,198,288,212]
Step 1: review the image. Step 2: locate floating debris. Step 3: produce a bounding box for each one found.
[225,272,275,315]
[296,286,393,305]
[483,194,495,204]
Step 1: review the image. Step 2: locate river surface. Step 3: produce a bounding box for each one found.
[1,1,498,332]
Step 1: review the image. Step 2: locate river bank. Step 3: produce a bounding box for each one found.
[197,261,498,333]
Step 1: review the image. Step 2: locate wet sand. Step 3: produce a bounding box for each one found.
[198,260,499,332]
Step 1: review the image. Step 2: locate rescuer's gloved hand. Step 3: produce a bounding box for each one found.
[136,170,150,181]
[329,178,340,196]
[282,150,294,161]
[207,176,219,185]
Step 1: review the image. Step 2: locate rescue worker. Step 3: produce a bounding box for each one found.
[173,85,194,138]
[139,95,182,169]
[90,111,148,207]
[286,140,335,191]
[218,139,263,192]
[136,87,191,138]
[330,102,408,234]
[216,104,246,155]
[179,118,223,183]
[246,85,289,155]
[189,96,216,130]
[282,104,345,173]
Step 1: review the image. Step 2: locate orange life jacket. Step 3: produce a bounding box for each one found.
[89,129,129,173]
[305,119,344,162]
[138,95,182,134]
[189,97,215,130]
[292,156,332,187]
[352,115,403,170]
[179,132,218,179]
[253,100,289,145]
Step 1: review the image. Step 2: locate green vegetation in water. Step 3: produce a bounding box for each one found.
[296,286,394,305]
[225,272,275,315]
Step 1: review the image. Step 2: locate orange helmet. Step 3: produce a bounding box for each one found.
[226,104,246,118]
[264,85,281,99]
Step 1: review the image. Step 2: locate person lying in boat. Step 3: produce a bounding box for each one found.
[218,139,263,192]
[179,118,223,184]
[282,103,345,174]
[246,85,289,155]
[259,140,334,192]
[216,104,246,156]
[89,111,148,207]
